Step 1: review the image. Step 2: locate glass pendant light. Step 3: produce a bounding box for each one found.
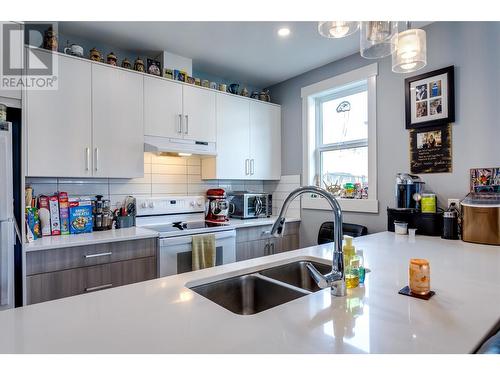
[392,22,427,73]
[318,22,359,38]
[360,21,398,59]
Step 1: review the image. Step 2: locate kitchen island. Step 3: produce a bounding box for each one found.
[1,232,499,353]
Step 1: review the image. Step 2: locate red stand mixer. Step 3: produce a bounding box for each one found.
[205,188,230,222]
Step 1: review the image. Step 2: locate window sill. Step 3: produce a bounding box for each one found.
[302,196,379,213]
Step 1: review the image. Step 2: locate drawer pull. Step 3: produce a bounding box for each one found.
[85,284,113,292]
[84,252,112,259]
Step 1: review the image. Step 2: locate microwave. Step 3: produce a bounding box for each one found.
[227,192,272,219]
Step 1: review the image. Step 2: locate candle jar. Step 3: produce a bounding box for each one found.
[409,258,430,295]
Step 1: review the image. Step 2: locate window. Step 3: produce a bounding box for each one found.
[316,81,368,199]
[301,64,378,213]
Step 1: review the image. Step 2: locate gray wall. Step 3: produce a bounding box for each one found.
[267,22,500,246]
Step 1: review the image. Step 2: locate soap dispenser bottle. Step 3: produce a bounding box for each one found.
[343,235,359,289]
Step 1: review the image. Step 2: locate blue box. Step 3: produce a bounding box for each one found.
[68,199,93,234]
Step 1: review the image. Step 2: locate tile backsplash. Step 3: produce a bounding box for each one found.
[264,175,301,219]
[26,152,264,210]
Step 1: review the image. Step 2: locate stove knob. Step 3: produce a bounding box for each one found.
[149,201,155,208]
[196,200,204,207]
[190,201,196,208]
[141,201,147,209]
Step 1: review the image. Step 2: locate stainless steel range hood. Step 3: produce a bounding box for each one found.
[144,135,216,156]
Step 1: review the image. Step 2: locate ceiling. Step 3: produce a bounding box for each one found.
[59,21,430,88]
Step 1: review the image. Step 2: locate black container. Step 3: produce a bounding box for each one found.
[442,211,459,240]
[387,208,443,236]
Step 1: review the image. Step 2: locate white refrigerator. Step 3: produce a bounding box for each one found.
[0,121,14,310]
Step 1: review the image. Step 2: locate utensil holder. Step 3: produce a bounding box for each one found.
[116,216,134,229]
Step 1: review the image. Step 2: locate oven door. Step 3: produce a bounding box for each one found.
[158,230,236,277]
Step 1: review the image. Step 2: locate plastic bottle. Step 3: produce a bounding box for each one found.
[343,236,359,289]
[356,250,366,284]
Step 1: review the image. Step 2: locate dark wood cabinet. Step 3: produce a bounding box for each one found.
[26,238,157,305]
[235,222,300,262]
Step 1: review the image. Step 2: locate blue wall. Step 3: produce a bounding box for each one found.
[268,21,500,240]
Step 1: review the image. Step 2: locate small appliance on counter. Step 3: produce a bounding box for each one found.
[227,191,272,219]
[461,192,500,245]
[92,195,113,231]
[205,188,229,222]
[395,173,425,209]
[389,173,443,236]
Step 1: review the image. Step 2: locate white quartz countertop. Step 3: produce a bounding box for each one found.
[24,218,301,251]
[24,227,159,252]
[4,232,499,353]
[227,216,301,228]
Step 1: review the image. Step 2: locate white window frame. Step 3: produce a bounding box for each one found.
[301,63,378,213]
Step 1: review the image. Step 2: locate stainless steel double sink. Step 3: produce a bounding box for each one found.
[190,260,331,315]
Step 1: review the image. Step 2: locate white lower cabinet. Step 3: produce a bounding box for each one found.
[92,64,144,178]
[202,93,281,180]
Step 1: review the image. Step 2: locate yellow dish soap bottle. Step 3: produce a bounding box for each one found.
[343,235,359,289]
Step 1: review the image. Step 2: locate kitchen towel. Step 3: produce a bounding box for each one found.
[192,234,216,271]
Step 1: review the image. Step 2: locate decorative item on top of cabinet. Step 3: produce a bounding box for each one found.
[174,69,186,82]
[164,69,174,79]
[186,76,195,84]
[259,89,271,102]
[134,57,145,72]
[106,52,118,66]
[43,26,58,51]
[63,42,84,57]
[240,87,249,97]
[121,58,131,69]
[89,47,102,62]
[147,58,161,76]
[228,83,240,94]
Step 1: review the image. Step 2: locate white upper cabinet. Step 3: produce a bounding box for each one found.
[144,76,183,138]
[92,64,144,178]
[249,102,281,180]
[202,94,250,180]
[0,22,23,101]
[26,51,92,177]
[182,85,216,142]
[201,93,281,180]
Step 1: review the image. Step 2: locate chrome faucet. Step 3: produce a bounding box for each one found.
[270,186,346,297]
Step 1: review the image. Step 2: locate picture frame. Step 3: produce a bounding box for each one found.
[409,123,452,174]
[405,65,455,129]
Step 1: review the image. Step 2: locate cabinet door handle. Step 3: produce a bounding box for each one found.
[270,243,275,254]
[84,252,112,259]
[250,159,255,175]
[245,159,249,175]
[85,147,90,171]
[178,114,182,133]
[85,283,113,292]
[184,115,189,134]
[94,147,99,171]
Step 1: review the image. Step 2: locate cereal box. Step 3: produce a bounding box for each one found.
[49,195,61,235]
[58,192,70,235]
[68,199,93,234]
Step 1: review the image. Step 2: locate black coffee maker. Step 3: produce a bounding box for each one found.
[395,173,425,210]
